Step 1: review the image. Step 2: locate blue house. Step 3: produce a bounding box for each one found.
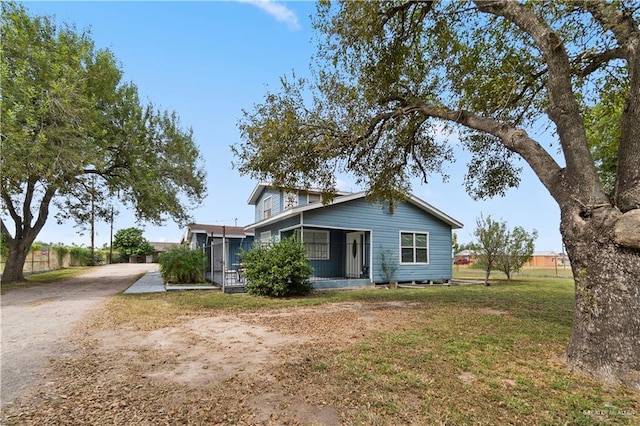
[181,224,254,284]
[245,183,463,289]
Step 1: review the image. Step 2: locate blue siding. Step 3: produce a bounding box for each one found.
[304,198,453,283]
[255,188,282,222]
[254,214,302,241]
[307,230,345,278]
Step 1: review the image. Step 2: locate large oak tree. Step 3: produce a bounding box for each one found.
[234,1,640,390]
[1,3,206,282]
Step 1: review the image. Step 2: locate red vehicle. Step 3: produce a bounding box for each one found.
[454,258,470,265]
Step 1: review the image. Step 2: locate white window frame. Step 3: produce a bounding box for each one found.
[260,230,272,246]
[263,196,272,219]
[296,229,330,260]
[284,191,298,210]
[399,231,429,264]
[307,193,322,204]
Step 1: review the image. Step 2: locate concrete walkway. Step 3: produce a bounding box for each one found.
[124,270,166,294]
[124,270,220,293]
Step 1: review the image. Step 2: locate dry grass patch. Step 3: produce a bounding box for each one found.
[2,279,638,425]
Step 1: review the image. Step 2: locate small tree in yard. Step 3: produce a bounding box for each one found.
[472,215,537,284]
[158,247,206,284]
[497,226,538,280]
[241,237,313,297]
[471,215,507,286]
[113,227,154,261]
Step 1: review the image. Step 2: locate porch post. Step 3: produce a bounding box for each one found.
[369,231,373,283]
[210,232,214,284]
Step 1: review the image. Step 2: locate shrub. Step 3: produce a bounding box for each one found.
[158,247,207,284]
[68,245,93,266]
[241,236,313,297]
[52,244,69,268]
[378,248,398,283]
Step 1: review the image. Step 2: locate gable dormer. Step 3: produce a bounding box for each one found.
[247,183,332,223]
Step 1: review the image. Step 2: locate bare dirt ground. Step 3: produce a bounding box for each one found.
[0,267,424,425]
[1,263,157,408]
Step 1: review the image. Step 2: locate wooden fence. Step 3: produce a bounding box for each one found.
[0,250,71,276]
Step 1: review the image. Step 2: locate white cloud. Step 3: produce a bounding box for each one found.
[238,0,301,30]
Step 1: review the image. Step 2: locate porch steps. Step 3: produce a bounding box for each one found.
[223,285,246,294]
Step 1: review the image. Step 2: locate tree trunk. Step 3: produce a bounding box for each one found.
[561,206,640,391]
[2,238,31,283]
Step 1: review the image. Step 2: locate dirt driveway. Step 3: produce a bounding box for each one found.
[0,266,425,425]
[1,263,157,407]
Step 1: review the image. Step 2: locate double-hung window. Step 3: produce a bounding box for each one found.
[263,196,272,219]
[400,232,429,264]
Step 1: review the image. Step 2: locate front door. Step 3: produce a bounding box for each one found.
[346,232,364,278]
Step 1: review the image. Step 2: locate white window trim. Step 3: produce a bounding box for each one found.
[263,196,272,219]
[284,191,298,210]
[399,231,430,264]
[307,193,321,204]
[296,229,330,260]
[260,230,272,245]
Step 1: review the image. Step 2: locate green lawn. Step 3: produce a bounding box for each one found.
[453,264,574,280]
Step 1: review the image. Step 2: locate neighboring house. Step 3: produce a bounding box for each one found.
[245,183,463,289]
[149,242,180,263]
[523,251,570,268]
[454,249,477,265]
[181,223,254,283]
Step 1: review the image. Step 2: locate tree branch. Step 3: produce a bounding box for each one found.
[474,0,609,206]
[573,47,625,78]
[580,0,639,52]
[32,185,57,236]
[0,218,14,243]
[411,103,566,202]
[580,1,640,210]
[1,190,22,237]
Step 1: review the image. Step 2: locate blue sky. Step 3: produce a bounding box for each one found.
[23,1,564,252]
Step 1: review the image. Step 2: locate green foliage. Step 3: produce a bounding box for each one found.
[158,247,207,284]
[52,244,69,268]
[452,232,459,257]
[113,227,154,260]
[68,245,93,266]
[0,2,206,282]
[0,235,8,259]
[496,226,538,280]
[241,237,313,297]
[471,215,537,284]
[28,241,44,253]
[471,215,507,285]
[378,248,398,283]
[583,83,624,195]
[234,2,632,208]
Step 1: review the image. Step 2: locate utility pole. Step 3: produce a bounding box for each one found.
[109,206,114,264]
[90,175,95,263]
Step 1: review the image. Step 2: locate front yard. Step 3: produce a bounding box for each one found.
[2,276,638,425]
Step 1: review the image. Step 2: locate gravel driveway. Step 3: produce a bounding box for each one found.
[1,263,157,408]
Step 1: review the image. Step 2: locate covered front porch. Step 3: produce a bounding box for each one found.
[282,226,372,288]
[215,227,373,292]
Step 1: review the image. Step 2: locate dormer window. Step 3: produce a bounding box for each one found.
[307,193,321,204]
[263,196,272,219]
[284,191,298,210]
